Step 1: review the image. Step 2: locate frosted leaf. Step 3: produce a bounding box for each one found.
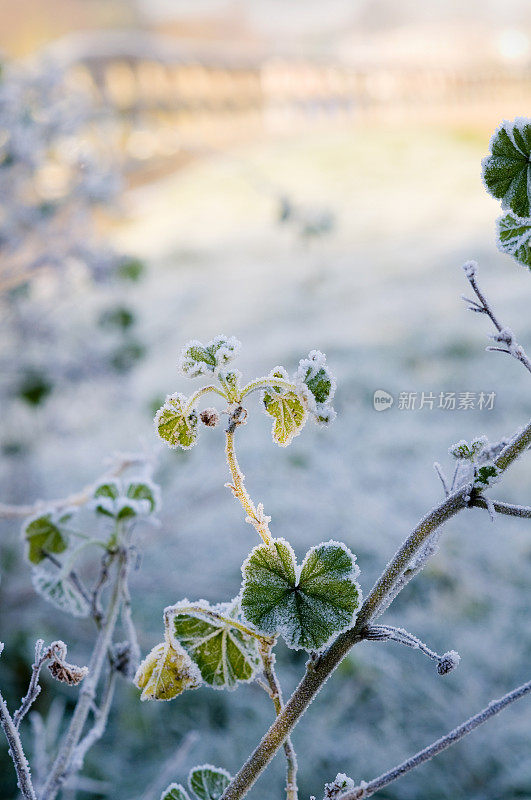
[179,336,241,378]
[448,437,487,461]
[262,368,307,447]
[241,539,361,652]
[166,600,260,690]
[32,568,90,617]
[188,765,232,800]
[155,393,198,450]
[218,369,242,403]
[497,213,531,269]
[48,659,88,686]
[134,637,202,701]
[482,118,531,217]
[93,478,160,518]
[22,510,72,565]
[295,351,336,425]
[323,773,355,799]
[160,784,190,800]
[474,463,500,489]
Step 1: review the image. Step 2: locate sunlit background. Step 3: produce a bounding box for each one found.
[1,2,531,799]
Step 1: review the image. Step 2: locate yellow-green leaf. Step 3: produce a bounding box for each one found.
[155,393,198,450]
[263,368,306,447]
[134,638,202,701]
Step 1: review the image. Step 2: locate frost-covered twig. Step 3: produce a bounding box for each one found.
[120,567,141,675]
[258,641,298,800]
[363,626,460,676]
[14,640,51,729]
[71,670,117,775]
[40,548,128,800]
[0,644,37,800]
[225,413,272,545]
[339,676,531,799]
[0,454,149,519]
[471,496,531,518]
[220,419,531,800]
[462,261,531,375]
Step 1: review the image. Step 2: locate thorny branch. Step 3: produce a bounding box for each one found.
[339,677,531,799]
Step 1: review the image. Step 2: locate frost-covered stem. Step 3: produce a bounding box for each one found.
[71,670,117,773]
[91,552,112,627]
[137,731,199,800]
[40,549,127,800]
[13,641,49,729]
[121,571,140,674]
[340,677,531,799]
[471,497,531,518]
[463,266,531,375]
[225,429,272,545]
[220,419,531,800]
[184,385,227,414]
[0,657,37,800]
[241,377,296,398]
[259,642,298,800]
[0,454,148,519]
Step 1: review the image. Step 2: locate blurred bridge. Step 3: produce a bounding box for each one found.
[44,31,531,180]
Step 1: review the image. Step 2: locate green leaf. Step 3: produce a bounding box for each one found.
[482,119,531,217]
[188,765,231,800]
[218,369,241,403]
[23,513,70,565]
[93,479,159,518]
[241,539,361,651]
[295,351,336,425]
[167,601,260,689]
[32,568,90,617]
[134,638,202,701]
[474,463,500,489]
[263,368,307,447]
[180,336,241,378]
[155,393,198,450]
[497,213,531,269]
[160,784,190,800]
[126,481,160,513]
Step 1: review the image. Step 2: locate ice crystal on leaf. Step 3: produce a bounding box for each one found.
[155,393,198,450]
[295,351,337,425]
[32,568,90,617]
[160,784,190,800]
[241,539,361,651]
[262,367,307,447]
[482,118,531,218]
[180,336,241,378]
[134,637,202,701]
[497,213,531,269]
[166,600,260,690]
[188,765,232,800]
[22,511,72,565]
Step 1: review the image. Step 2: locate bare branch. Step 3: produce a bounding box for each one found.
[13,640,49,729]
[471,496,531,518]
[340,677,531,799]
[0,645,37,800]
[364,625,460,675]
[258,641,298,800]
[462,262,531,375]
[0,453,149,519]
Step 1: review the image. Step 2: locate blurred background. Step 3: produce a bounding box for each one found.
[1,1,531,798]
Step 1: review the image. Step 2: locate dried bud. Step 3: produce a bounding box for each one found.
[200,407,220,428]
[48,659,88,686]
[437,650,461,676]
[111,641,134,678]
